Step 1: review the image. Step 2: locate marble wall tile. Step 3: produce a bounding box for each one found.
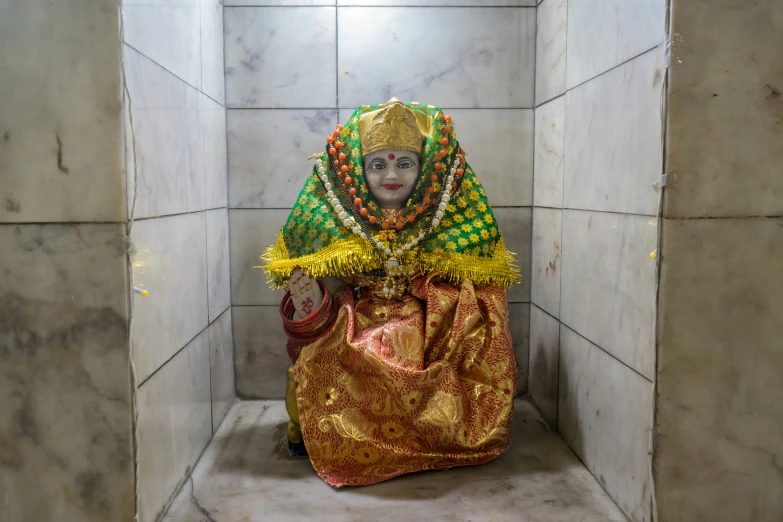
[131,212,209,383]
[338,7,535,108]
[531,207,561,318]
[566,0,665,89]
[0,223,133,522]
[535,0,567,105]
[123,0,200,5]
[444,109,534,207]
[123,3,201,89]
[533,95,565,208]
[207,209,231,322]
[125,47,212,218]
[227,110,338,208]
[226,0,333,4]
[209,309,235,433]
[229,209,289,306]
[203,101,228,209]
[494,207,532,304]
[224,7,337,108]
[137,329,212,522]
[655,217,783,522]
[0,0,124,223]
[200,2,225,104]
[564,47,664,216]
[338,0,535,4]
[665,0,783,218]
[233,306,290,399]
[560,210,656,380]
[558,325,653,522]
[508,303,530,395]
[529,305,559,428]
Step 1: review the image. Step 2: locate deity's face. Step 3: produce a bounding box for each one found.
[364,149,420,209]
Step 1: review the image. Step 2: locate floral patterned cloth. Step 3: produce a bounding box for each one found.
[294,273,517,487]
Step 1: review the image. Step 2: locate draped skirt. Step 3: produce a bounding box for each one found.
[293,274,518,487]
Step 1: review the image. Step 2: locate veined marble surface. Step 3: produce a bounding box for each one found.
[531,207,562,319]
[224,7,337,108]
[564,47,664,216]
[443,109,534,207]
[227,109,338,209]
[0,0,124,223]
[162,400,626,521]
[533,96,565,208]
[338,0,535,5]
[508,303,530,395]
[226,0,334,4]
[130,212,209,382]
[123,3,201,89]
[125,46,227,220]
[559,325,653,522]
[529,305,559,428]
[232,305,290,399]
[207,209,231,323]
[0,223,133,522]
[200,1,225,104]
[137,328,212,522]
[566,0,665,89]
[535,0,567,105]
[209,309,235,433]
[338,7,535,109]
[560,210,657,380]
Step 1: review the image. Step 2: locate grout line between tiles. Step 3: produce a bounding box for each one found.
[555,0,568,428]
[203,200,215,438]
[0,221,127,226]
[124,43,226,108]
[226,4,537,8]
[527,0,538,404]
[132,207,228,222]
[136,309,229,389]
[562,44,661,95]
[534,91,566,110]
[534,303,654,385]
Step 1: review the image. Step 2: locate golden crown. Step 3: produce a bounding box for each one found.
[358,99,428,156]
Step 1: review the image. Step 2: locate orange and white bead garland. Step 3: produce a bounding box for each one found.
[316,117,465,297]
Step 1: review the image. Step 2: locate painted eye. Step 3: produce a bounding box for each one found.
[370,162,385,170]
[398,161,414,169]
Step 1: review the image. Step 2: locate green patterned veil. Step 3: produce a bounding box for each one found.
[260,100,520,290]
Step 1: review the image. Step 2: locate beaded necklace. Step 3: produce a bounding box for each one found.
[314,118,465,298]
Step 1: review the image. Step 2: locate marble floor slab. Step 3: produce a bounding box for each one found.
[163,400,627,522]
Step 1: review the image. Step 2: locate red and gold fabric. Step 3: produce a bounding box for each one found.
[293,273,517,487]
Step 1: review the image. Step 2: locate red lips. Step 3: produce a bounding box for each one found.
[381,184,404,190]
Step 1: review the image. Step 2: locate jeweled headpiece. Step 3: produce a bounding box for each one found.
[359,98,429,155]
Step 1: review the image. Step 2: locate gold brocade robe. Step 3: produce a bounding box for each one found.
[293,273,518,487]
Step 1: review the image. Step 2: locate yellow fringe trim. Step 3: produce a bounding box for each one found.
[256,233,522,290]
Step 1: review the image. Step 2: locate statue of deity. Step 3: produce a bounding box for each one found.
[260,98,520,487]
